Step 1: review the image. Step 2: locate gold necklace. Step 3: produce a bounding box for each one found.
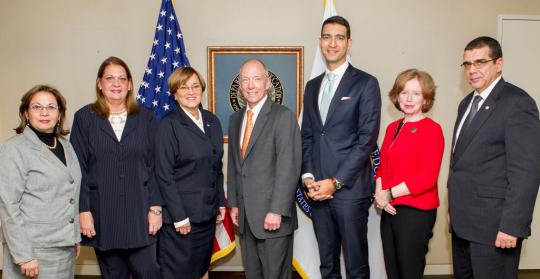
[45,137,57,149]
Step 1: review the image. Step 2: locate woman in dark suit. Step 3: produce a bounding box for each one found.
[374,69,444,279]
[0,85,81,279]
[155,67,225,279]
[70,56,162,279]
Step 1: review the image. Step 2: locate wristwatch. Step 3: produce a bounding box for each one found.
[149,208,162,216]
[331,177,344,190]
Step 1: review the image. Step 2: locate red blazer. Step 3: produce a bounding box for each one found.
[376,117,444,210]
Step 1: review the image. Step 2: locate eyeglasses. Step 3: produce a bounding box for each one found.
[460,58,498,69]
[179,84,202,92]
[103,75,129,84]
[239,76,267,85]
[29,104,59,113]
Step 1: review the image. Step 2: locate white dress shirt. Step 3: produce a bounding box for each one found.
[453,75,502,151]
[239,95,268,149]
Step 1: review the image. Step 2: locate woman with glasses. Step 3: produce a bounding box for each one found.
[0,85,81,278]
[374,69,444,279]
[70,56,162,279]
[155,67,225,279]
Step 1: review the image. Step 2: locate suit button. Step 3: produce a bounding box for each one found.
[69,218,74,223]
[212,149,217,154]
[69,198,75,204]
[211,183,216,188]
[212,166,217,171]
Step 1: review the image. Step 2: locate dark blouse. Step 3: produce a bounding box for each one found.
[28,125,66,165]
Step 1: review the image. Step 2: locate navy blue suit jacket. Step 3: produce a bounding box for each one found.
[155,106,224,224]
[71,105,162,250]
[301,64,381,200]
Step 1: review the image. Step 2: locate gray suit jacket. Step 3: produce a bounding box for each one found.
[0,128,81,264]
[227,98,302,239]
[448,78,540,245]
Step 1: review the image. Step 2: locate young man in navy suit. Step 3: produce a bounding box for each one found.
[301,16,381,278]
[448,36,540,279]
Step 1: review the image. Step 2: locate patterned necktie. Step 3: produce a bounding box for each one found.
[464,95,483,129]
[241,109,253,158]
[319,72,336,123]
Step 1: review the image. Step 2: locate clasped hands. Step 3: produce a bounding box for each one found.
[304,178,335,201]
[374,187,396,215]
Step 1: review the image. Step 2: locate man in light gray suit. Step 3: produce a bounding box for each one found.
[227,59,302,279]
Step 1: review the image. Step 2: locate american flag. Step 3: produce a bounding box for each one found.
[137,0,190,120]
[138,0,235,265]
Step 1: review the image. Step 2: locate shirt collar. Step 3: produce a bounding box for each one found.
[181,106,203,125]
[246,94,268,118]
[325,61,349,78]
[475,75,502,100]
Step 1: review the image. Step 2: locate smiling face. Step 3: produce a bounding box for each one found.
[239,60,271,108]
[398,78,425,119]
[97,64,132,105]
[463,46,503,93]
[320,23,351,70]
[25,91,60,133]
[174,73,203,116]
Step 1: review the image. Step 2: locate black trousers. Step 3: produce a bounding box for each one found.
[94,243,160,279]
[380,205,436,279]
[452,231,522,279]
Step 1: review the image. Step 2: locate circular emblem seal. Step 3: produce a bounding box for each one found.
[228,70,284,112]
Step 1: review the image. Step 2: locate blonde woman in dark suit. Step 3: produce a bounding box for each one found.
[155,67,225,279]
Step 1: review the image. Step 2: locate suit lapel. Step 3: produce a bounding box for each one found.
[176,107,208,141]
[97,115,119,142]
[243,98,272,160]
[119,113,138,142]
[23,129,71,177]
[202,112,214,140]
[453,79,505,162]
[311,74,325,126]
[325,66,354,125]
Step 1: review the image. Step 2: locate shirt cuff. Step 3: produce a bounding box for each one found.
[174,217,190,228]
[301,173,315,181]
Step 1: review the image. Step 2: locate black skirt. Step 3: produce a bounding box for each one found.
[158,218,216,279]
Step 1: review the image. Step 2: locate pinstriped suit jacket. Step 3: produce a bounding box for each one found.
[70,105,162,250]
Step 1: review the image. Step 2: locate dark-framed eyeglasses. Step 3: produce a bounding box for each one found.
[460,58,499,69]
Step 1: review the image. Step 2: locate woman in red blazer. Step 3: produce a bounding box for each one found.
[374,69,444,279]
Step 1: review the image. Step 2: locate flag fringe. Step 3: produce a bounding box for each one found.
[210,240,237,263]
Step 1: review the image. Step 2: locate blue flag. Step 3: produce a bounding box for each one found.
[137,0,190,119]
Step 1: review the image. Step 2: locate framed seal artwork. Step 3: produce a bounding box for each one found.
[208,46,304,142]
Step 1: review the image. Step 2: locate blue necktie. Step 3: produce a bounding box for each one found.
[320,72,335,123]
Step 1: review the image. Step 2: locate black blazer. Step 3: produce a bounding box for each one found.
[155,106,224,224]
[70,105,162,250]
[448,78,540,245]
[301,64,381,200]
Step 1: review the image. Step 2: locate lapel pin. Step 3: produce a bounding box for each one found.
[485,106,490,110]
[206,124,211,127]
[411,127,417,133]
